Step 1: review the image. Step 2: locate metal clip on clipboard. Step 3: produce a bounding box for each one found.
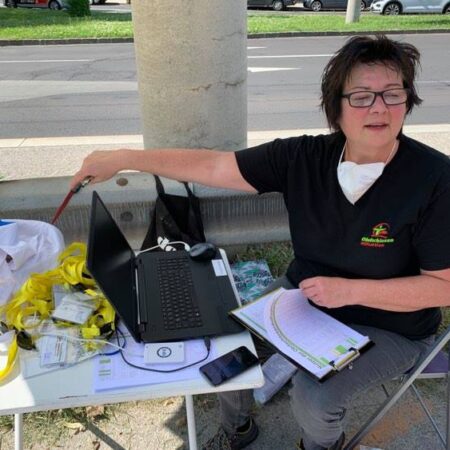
[329,347,360,372]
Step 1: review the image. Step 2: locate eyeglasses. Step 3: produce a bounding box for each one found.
[341,88,410,108]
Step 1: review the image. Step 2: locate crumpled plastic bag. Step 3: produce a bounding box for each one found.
[0,219,64,305]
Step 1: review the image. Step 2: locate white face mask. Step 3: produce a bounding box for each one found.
[337,141,397,205]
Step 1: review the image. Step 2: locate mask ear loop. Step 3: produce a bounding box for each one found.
[385,140,399,166]
[341,139,398,166]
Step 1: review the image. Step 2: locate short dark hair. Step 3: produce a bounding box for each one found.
[320,35,423,131]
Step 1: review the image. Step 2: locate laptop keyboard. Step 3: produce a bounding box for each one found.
[157,257,203,330]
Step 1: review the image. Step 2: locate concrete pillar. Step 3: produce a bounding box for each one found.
[345,0,361,23]
[131,0,247,151]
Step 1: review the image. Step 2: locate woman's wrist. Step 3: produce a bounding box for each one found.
[118,148,142,172]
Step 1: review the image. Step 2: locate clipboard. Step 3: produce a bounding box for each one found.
[229,288,374,382]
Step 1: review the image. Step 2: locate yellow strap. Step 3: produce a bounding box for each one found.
[0,335,18,382]
[0,242,115,370]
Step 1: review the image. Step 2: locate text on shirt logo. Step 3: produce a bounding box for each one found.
[360,222,395,248]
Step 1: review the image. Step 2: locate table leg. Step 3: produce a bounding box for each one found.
[14,413,23,450]
[185,395,198,450]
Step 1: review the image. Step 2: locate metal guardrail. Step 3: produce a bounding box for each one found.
[1,173,290,248]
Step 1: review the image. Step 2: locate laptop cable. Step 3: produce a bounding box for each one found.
[116,328,212,373]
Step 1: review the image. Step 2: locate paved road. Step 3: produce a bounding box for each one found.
[0,34,449,139]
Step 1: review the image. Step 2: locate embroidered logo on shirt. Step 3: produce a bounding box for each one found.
[360,222,395,248]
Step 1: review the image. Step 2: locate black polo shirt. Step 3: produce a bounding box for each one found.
[235,132,450,339]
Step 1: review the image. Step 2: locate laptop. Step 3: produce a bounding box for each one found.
[87,191,243,343]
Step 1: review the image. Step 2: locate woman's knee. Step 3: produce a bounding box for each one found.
[289,372,346,420]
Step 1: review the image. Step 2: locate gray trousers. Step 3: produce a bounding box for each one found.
[218,276,434,450]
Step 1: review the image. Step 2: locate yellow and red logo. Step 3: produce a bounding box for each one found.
[361,222,395,248]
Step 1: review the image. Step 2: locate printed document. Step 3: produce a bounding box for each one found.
[231,288,371,380]
[93,325,217,391]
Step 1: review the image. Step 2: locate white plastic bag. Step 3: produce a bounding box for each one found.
[0,219,65,305]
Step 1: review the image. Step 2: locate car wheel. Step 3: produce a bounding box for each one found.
[272,0,284,10]
[310,0,322,11]
[444,3,450,12]
[360,0,366,9]
[48,0,61,9]
[383,1,401,14]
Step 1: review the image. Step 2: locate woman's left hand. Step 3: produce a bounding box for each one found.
[299,276,353,309]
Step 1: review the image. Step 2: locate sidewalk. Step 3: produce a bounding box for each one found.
[1,124,449,181]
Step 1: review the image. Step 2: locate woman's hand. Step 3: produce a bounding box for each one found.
[299,276,353,309]
[70,150,128,190]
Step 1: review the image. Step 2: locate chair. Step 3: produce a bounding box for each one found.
[344,325,450,450]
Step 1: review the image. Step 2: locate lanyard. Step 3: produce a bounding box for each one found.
[0,243,115,382]
[0,331,18,381]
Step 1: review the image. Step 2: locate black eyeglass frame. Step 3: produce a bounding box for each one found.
[341,88,411,108]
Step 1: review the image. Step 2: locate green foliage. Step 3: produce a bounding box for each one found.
[247,14,450,33]
[67,0,91,17]
[0,8,448,40]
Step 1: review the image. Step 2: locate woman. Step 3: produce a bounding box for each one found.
[71,35,450,450]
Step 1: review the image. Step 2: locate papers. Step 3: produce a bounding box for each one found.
[21,321,98,378]
[231,288,371,380]
[93,326,217,391]
[20,348,96,379]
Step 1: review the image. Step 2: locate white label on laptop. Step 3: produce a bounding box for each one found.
[212,259,227,277]
[51,295,95,325]
[144,342,185,364]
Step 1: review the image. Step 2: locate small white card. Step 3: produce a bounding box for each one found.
[212,259,227,277]
[144,342,185,364]
[72,292,94,301]
[52,295,95,325]
[38,335,67,367]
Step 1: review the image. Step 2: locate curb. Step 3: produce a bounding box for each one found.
[0,37,134,46]
[0,29,449,46]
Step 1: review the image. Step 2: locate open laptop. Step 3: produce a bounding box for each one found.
[87,191,243,343]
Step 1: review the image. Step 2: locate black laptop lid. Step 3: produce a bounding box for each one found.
[87,191,140,341]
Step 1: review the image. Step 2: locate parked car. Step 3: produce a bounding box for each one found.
[247,0,298,11]
[370,0,449,14]
[303,0,372,11]
[4,0,68,9]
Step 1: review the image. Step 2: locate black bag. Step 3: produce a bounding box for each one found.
[140,176,206,251]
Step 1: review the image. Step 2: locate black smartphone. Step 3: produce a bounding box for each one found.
[199,346,259,386]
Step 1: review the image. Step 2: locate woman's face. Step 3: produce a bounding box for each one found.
[337,62,407,159]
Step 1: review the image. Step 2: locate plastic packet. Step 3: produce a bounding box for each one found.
[253,353,298,405]
[35,320,98,368]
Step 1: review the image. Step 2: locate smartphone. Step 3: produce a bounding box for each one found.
[199,346,259,386]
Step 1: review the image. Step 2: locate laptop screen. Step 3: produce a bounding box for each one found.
[87,191,140,341]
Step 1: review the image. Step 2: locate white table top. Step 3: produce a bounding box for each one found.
[0,330,263,415]
[0,249,264,415]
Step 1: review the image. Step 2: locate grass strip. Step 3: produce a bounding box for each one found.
[247,13,450,33]
[0,9,448,40]
[0,10,133,39]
